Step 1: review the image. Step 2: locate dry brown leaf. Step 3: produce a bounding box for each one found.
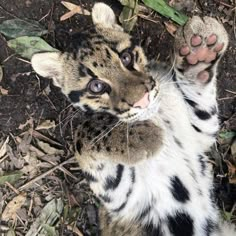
[22,151,39,178]
[2,193,27,221]
[18,133,33,154]
[37,140,64,156]
[18,117,33,130]
[231,139,236,158]
[0,65,3,82]
[0,136,9,158]
[0,86,8,95]
[60,1,90,21]
[33,131,62,147]
[67,225,84,236]
[225,160,236,184]
[164,22,177,37]
[36,120,56,130]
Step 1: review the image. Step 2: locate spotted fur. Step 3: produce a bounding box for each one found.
[31,3,235,236]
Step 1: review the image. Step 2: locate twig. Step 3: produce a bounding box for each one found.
[5,181,20,194]
[217,95,236,101]
[233,0,236,39]
[18,157,76,191]
[38,9,51,22]
[214,0,233,8]
[225,89,236,95]
[15,57,31,64]
[138,13,160,24]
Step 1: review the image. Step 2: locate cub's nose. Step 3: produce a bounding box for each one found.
[133,92,150,109]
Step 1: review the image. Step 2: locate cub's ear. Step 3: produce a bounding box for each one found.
[92,2,121,29]
[31,52,62,78]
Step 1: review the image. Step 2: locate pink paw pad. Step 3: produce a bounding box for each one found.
[197,70,209,83]
[179,33,224,65]
[206,34,217,45]
[191,35,202,46]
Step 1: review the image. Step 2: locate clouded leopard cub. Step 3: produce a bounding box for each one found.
[31,2,235,236]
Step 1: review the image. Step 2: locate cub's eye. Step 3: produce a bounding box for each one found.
[120,51,133,67]
[87,80,108,94]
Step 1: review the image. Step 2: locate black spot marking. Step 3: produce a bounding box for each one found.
[105,48,112,59]
[114,107,129,114]
[112,187,133,212]
[96,144,101,152]
[87,95,99,99]
[168,212,194,236]
[173,136,183,148]
[78,65,87,77]
[106,146,111,152]
[170,176,190,203]
[130,167,135,183]
[145,224,163,236]
[76,140,83,154]
[97,164,104,171]
[93,61,98,67]
[198,155,206,176]
[135,51,140,63]
[86,68,96,78]
[104,164,124,190]
[203,219,217,236]
[184,98,197,107]
[83,105,93,113]
[99,194,111,203]
[100,106,109,110]
[113,201,127,212]
[192,124,202,132]
[83,171,97,182]
[68,90,84,102]
[194,109,211,120]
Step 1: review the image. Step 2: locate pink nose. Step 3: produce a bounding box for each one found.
[133,92,150,109]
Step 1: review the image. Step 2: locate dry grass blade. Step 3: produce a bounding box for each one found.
[60,1,90,21]
[0,136,9,158]
[0,65,3,82]
[67,224,84,236]
[164,21,177,36]
[25,198,63,236]
[18,157,76,191]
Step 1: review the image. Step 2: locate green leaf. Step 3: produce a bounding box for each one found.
[6,228,16,236]
[26,198,63,236]
[7,36,58,60]
[142,0,188,25]
[42,224,57,236]
[119,0,139,32]
[219,131,236,140]
[118,0,137,8]
[0,171,23,186]
[0,19,47,38]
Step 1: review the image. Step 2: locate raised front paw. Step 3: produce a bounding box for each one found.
[175,16,228,83]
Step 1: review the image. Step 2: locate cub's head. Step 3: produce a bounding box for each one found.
[32,3,159,122]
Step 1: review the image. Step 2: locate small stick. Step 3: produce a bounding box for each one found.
[5,181,20,194]
[18,157,76,191]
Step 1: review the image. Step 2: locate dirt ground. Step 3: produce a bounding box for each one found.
[0,0,235,235]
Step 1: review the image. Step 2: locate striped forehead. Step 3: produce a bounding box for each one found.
[68,27,132,56]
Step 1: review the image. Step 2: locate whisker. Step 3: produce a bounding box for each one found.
[126,123,130,162]
[89,120,123,147]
